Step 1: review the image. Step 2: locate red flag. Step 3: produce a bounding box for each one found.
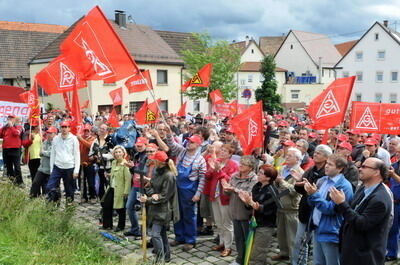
[135,99,161,125]
[177,101,187,117]
[35,56,87,95]
[19,80,40,122]
[70,88,83,135]
[125,70,153,93]
[63,92,72,112]
[60,6,139,83]
[81,100,90,109]
[307,76,356,129]
[229,100,238,116]
[350,102,381,133]
[108,108,120,127]
[182,63,212,92]
[230,101,264,155]
[209,89,224,104]
[109,87,122,106]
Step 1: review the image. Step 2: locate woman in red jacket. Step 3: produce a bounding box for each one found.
[206,143,239,257]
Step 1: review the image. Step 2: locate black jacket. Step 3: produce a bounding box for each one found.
[337,183,392,265]
[343,161,359,191]
[351,144,365,162]
[248,182,278,227]
[295,164,326,224]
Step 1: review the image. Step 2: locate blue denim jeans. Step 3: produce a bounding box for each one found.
[126,187,141,235]
[151,223,170,262]
[313,234,340,265]
[46,165,75,201]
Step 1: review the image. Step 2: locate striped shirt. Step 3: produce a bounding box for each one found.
[166,134,206,197]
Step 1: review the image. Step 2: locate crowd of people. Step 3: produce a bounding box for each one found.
[0,108,398,265]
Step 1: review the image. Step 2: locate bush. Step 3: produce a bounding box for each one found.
[0,183,120,265]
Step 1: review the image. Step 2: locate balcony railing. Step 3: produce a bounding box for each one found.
[286,76,317,84]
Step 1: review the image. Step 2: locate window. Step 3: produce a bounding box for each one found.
[157,70,168,84]
[251,49,254,54]
[377,50,385,60]
[291,90,300,99]
[390,93,397,103]
[342,71,349,78]
[355,51,363,61]
[375,93,383,103]
[290,44,293,49]
[248,75,253,83]
[129,101,145,113]
[375,33,379,40]
[355,93,362,101]
[392,71,398,82]
[356,71,363,82]
[240,79,246,85]
[194,100,200,112]
[376,71,384,82]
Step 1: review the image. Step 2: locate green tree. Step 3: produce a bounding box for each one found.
[255,55,283,113]
[181,32,241,101]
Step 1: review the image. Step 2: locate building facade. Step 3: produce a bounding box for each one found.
[335,21,400,103]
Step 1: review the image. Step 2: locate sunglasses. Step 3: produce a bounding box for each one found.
[146,150,156,153]
[61,126,70,128]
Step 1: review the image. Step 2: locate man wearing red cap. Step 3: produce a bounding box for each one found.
[0,115,24,184]
[47,120,80,203]
[361,138,391,167]
[77,124,96,203]
[336,142,359,190]
[165,128,207,251]
[347,129,365,162]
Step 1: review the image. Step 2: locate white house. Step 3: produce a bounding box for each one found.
[335,21,400,103]
[274,30,341,109]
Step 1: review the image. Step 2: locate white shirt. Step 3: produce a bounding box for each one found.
[50,133,80,175]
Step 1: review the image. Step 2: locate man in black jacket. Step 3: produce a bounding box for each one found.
[291,144,332,265]
[330,157,393,265]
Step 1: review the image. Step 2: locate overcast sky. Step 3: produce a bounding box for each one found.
[1,0,400,43]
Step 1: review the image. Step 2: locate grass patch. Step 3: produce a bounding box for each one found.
[0,182,121,265]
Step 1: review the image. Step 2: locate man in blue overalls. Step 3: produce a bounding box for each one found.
[166,129,207,252]
[386,146,400,262]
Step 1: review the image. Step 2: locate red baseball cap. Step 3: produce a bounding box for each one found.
[338,134,349,142]
[278,120,289,127]
[371,133,382,141]
[60,120,71,127]
[282,140,296,147]
[364,138,378,146]
[7,114,16,118]
[148,151,168,162]
[146,143,159,150]
[338,141,353,151]
[309,132,317,138]
[46,126,58,134]
[83,124,92,131]
[226,126,235,134]
[135,137,148,146]
[346,129,361,135]
[186,134,202,145]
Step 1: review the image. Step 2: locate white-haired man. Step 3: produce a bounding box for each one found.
[273,148,304,261]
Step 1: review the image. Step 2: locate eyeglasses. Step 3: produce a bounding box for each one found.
[146,150,156,153]
[61,126,69,128]
[360,165,378,170]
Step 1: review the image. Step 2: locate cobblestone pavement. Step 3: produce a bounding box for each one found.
[13,166,400,264]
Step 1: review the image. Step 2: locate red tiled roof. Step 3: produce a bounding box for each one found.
[239,62,287,72]
[335,40,358,56]
[0,21,67,33]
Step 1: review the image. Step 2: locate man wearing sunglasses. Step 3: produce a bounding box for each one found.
[330,157,393,265]
[47,120,80,203]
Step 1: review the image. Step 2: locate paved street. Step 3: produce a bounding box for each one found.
[10,166,400,264]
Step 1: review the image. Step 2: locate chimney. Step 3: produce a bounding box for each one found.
[383,20,389,27]
[245,35,249,46]
[115,10,127,28]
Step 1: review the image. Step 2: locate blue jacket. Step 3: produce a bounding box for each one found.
[308,174,353,243]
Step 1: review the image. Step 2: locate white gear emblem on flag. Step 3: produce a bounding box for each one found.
[78,38,112,77]
[316,90,341,119]
[113,92,122,104]
[27,93,35,106]
[248,118,258,144]
[356,107,378,129]
[60,62,76,88]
